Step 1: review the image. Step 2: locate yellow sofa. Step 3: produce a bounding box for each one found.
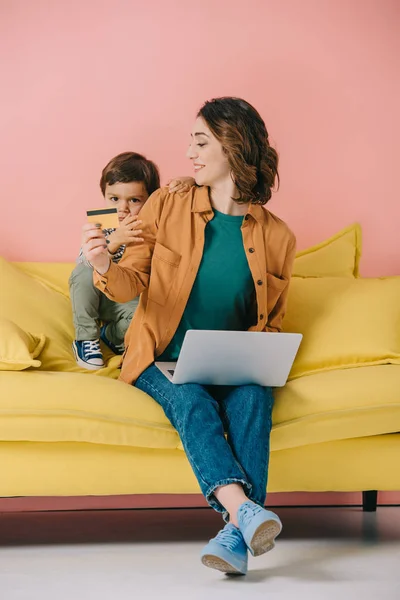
[1,224,399,511]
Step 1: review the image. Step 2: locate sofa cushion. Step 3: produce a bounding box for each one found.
[292,223,361,278]
[0,318,46,371]
[0,257,120,376]
[272,365,400,450]
[14,261,74,298]
[1,366,399,452]
[284,276,400,379]
[0,370,177,449]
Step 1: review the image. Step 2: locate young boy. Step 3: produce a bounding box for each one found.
[70,151,192,369]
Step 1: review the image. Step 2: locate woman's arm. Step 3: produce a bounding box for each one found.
[265,235,296,333]
[93,189,164,303]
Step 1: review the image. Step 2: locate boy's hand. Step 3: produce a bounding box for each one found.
[81,223,110,275]
[167,176,196,193]
[108,215,144,251]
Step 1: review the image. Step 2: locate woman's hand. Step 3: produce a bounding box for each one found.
[167,176,196,193]
[81,223,111,275]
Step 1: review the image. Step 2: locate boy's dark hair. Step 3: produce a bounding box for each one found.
[100,152,160,196]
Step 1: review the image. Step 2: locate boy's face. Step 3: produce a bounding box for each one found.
[104,181,149,222]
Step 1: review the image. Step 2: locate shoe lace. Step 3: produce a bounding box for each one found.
[82,340,101,358]
[239,503,264,528]
[215,525,242,551]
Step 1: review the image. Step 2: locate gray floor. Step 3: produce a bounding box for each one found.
[0,507,399,599]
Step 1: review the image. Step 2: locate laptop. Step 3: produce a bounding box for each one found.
[155,330,302,386]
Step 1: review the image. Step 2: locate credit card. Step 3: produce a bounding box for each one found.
[86,207,119,229]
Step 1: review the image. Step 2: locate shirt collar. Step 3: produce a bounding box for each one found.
[246,202,266,225]
[192,186,266,225]
[191,186,213,213]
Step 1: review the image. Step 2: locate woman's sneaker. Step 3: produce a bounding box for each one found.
[201,523,248,575]
[72,339,104,370]
[237,501,282,557]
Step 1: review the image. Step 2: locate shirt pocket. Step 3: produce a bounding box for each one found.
[148,242,181,306]
[266,272,288,315]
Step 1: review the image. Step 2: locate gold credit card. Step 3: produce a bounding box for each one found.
[86,208,119,229]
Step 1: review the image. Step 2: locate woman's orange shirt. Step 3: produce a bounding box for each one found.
[94,186,296,384]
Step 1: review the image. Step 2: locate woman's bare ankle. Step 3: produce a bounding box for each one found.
[214,483,249,527]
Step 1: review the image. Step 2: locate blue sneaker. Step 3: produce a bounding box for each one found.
[100,324,125,355]
[237,501,282,557]
[72,340,104,370]
[201,523,248,575]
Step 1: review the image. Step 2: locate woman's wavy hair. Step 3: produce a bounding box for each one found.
[198,97,279,205]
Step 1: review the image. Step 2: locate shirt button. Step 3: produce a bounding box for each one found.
[248,247,255,253]
[257,280,263,286]
[259,314,264,320]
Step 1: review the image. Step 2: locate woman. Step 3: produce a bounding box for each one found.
[82,97,296,576]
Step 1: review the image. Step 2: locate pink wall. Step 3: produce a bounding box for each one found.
[1,0,399,276]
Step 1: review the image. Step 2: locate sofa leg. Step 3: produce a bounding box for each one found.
[363,490,378,512]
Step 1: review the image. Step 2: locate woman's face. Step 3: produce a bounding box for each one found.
[187,116,231,187]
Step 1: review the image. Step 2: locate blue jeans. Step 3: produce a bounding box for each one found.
[135,364,274,516]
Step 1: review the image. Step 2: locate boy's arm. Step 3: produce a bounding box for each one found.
[167,176,196,193]
[93,189,164,303]
[106,216,144,256]
[104,229,125,259]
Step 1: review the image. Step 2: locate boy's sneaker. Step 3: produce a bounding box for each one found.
[201,523,248,575]
[237,501,282,557]
[100,324,125,355]
[72,340,104,370]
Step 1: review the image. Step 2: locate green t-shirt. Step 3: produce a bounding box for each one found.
[159,209,257,361]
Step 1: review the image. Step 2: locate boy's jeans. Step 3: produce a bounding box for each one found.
[135,364,274,515]
[69,263,138,346]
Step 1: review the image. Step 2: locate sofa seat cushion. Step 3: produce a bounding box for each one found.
[0,370,177,450]
[1,366,399,452]
[272,364,400,450]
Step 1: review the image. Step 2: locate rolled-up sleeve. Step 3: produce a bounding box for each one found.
[93,189,163,303]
